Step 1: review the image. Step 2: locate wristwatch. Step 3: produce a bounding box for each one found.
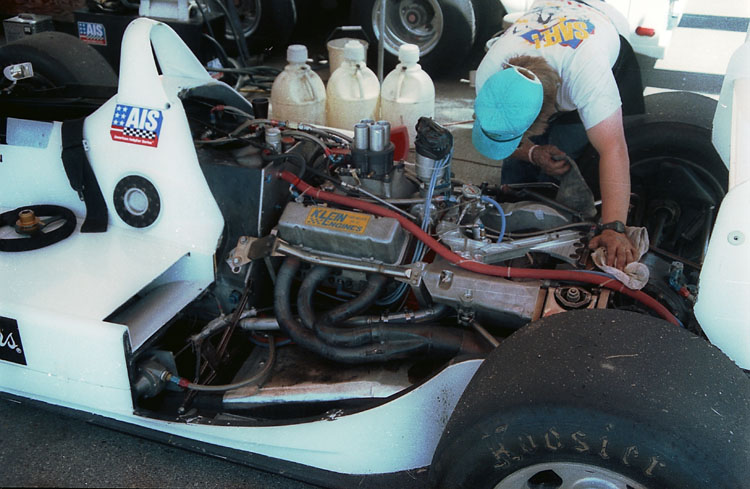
[598,220,626,234]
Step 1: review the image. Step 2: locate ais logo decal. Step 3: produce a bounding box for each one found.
[521,18,595,50]
[111,105,163,148]
[77,21,107,46]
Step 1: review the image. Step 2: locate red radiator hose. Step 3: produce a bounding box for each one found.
[278,171,679,326]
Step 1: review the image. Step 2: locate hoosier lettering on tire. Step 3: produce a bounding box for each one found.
[429,309,750,489]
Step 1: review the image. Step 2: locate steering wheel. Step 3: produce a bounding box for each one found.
[0,205,77,252]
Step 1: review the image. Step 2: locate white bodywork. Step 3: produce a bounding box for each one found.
[499,0,683,59]
[0,18,483,475]
[694,30,750,369]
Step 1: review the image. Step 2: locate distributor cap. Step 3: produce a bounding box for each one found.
[415,117,453,160]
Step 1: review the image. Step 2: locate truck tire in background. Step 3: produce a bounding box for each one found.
[471,0,505,50]
[430,309,750,489]
[350,0,476,77]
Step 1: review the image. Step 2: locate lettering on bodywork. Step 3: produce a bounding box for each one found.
[0,317,27,365]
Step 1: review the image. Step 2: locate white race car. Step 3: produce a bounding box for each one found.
[0,17,747,489]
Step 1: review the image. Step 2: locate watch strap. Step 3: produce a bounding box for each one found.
[598,220,626,234]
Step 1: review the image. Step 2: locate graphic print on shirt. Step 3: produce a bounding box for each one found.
[521,17,595,49]
[110,104,163,148]
[510,3,596,50]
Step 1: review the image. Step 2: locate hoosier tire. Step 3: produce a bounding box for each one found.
[429,309,750,489]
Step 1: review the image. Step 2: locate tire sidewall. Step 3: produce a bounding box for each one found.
[436,405,719,489]
[0,32,117,87]
[579,121,728,200]
[430,310,750,489]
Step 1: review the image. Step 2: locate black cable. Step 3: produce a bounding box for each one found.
[194,0,217,40]
[201,33,232,67]
[208,0,250,66]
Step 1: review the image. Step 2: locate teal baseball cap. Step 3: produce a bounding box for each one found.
[472,66,544,160]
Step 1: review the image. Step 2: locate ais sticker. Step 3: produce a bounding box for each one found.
[110,104,163,148]
[77,21,107,46]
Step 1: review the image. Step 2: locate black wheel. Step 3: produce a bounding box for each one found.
[0,205,77,252]
[350,0,476,77]
[0,31,117,89]
[579,121,727,264]
[430,309,750,489]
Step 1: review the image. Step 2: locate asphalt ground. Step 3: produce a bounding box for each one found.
[1,0,749,488]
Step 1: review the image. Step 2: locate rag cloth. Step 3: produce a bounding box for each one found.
[592,226,650,290]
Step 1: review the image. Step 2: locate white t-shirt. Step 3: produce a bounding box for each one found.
[476,0,627,130]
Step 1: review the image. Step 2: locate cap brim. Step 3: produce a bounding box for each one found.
[472,121,522,160]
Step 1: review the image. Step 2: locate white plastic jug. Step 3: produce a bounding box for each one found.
[270,45,326,125]
[326,37,368,76]
[326,40,380,130]
[380,44,435,147]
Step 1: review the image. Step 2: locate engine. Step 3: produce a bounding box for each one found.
[130,94,696,418]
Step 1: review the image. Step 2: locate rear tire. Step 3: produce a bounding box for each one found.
[0,31,117,88]
[430,309,750,489]
[579,121,727,263]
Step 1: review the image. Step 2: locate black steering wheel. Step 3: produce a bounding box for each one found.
[0,205,77,252]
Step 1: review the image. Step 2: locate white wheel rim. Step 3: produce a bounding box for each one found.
[494,462,650,489]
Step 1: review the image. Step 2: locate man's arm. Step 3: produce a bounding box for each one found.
[586,107,637,269]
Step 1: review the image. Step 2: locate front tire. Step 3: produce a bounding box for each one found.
[430,309,750,489]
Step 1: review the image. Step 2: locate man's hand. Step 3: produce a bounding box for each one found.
[529,144,570,176]
[588,229,638,270]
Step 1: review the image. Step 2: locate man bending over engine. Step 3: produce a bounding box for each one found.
[472,0,645,270]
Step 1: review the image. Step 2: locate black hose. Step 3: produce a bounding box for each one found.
[298,265,387,329]
[297,264,330,329]
[274,257,420,363]
[276,258,486,361]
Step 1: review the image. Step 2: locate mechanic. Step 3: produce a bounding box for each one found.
[472,0,645,270]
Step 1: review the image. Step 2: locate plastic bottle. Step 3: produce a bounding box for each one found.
[325,40,380,130]
[270,45,326,125]
[380,44,435,147]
